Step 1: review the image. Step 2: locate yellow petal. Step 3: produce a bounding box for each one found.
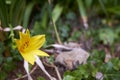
[19,29,30,42]
[26,29,30,34]
[19,32,25,39]
[14,39,20,46]
[14,39,22,49]
[29,35,45,50]
[33,50,49,56]
[21,52,36,65]
[25,29,30,38]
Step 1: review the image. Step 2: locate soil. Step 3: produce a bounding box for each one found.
[6,61,59,80]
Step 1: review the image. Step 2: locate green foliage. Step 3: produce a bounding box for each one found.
[2,57,15,72]
[0,0,120,79]
[115,26,120,42]
[16,73,23,78]
[37,76,45,80]
[90,50,105,63]
[0,0,36,27]
[0,71,7,80]
[107,6,120,15]
[0,57,16,80]
[52,4,63,23]
[0,42,5,64]
[63,44,120,80]
[47,55,54,64]
[64,62,97,80]
[99,28,115,45]
[63,53,120,80]
[68,31,81,41]
[0,0,26,27]
[23,2,35,28]
[0,0,8,27]
[99,58,120,80]
[77,0,87,17]
[63,75,75,80]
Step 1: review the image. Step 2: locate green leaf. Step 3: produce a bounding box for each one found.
[32,21,42,34]
[3,57,15,72]
[66,11,76,20]
[52,4,63,23]
[90,49,105,63]
[107,6,120,15]
[0,42,5,64]
[0,71,7,80]
[16,73,23,78]
[0,0,8,27]
[98,0,108,17]
[85,0,93,8]
[110,58,120,71]
[0,0,27,27]
[37,76,45,80]
[77,0,87,17]
[0,42,5,54]
[10,0,26,26]
[92,69,97,77]
[63,75,75,80]
[60,25,70,38]
[40,11,48,29]
[68,31,81,41]
[99,28,115,45]
[23,2,35,28]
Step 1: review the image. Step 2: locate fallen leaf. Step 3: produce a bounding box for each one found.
[55,48,89,70]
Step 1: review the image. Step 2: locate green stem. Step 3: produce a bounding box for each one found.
[9,24,14,42]
[52,18,62,44]
[48,0,62,44]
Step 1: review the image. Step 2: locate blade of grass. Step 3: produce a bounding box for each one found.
[0,0,8,27]
[23,2,35,28]
[98,0,108,18]
[48,0,62,44]
[11,0,26,26]
[85,0,93,8]
[52,4,63,23]
[77,0,88,29]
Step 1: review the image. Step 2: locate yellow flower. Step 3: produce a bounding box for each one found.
[15,29,49,65]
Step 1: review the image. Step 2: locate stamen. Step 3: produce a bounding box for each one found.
[20,41,29,53]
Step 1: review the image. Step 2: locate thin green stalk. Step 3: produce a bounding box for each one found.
[48,0,62,44]
[77,0,88,29]
[52,18,62,44]
[9,24,14,42]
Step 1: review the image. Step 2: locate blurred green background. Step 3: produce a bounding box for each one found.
[0,0,120,80]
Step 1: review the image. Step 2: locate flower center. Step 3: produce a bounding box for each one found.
[20,40,29,53]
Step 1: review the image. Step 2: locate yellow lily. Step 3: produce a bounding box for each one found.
[15,29,49,65]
